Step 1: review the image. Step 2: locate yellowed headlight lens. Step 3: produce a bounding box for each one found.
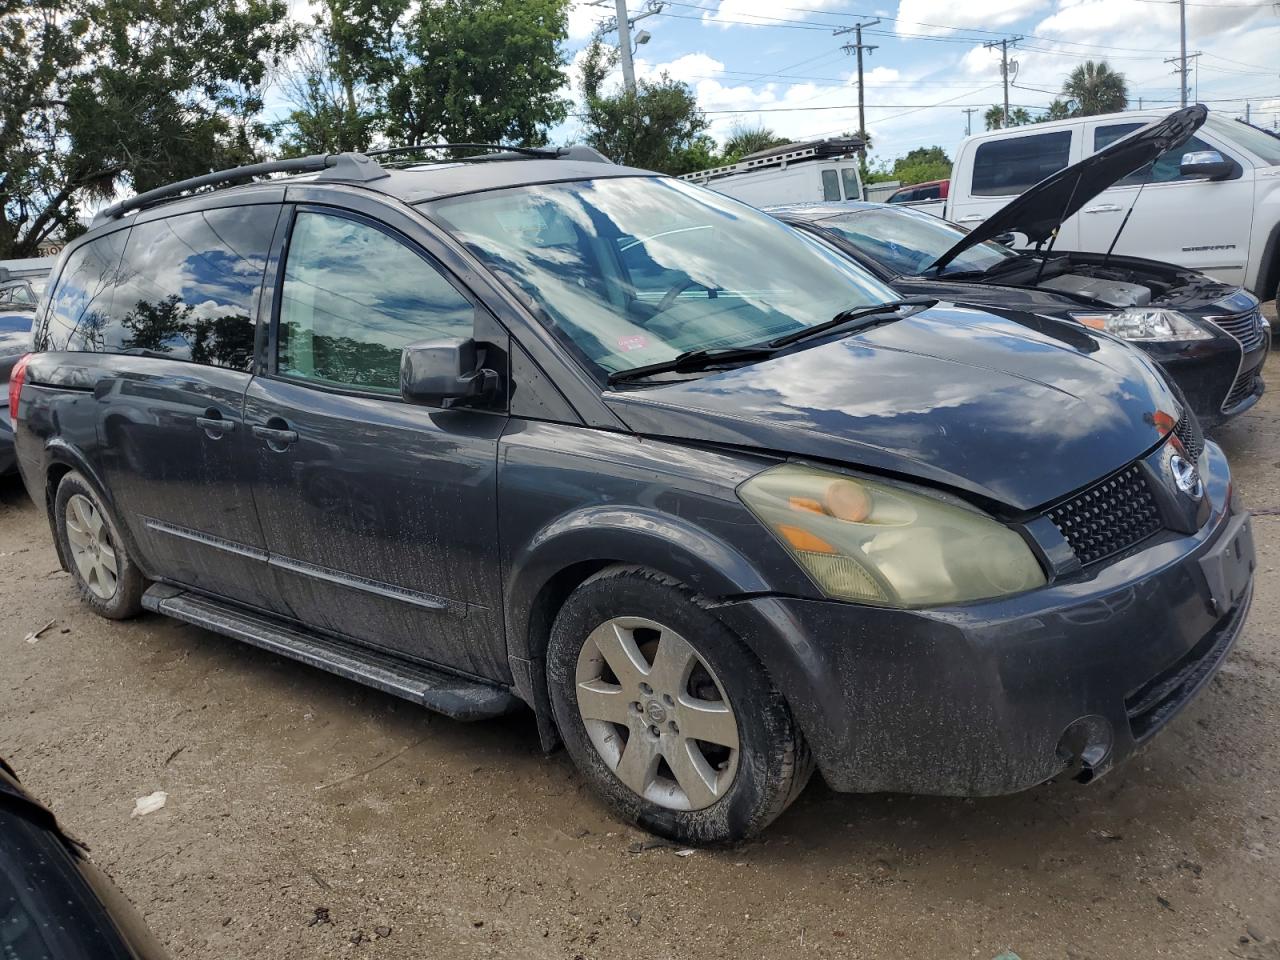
[738,464,1046,607]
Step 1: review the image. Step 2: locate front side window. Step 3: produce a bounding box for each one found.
[107,205,277,368]
[37,231,129,352]
[277,211,475,393]
[971,131,1073,197]
[816,207,1018,277]
[427,176,898,377]
[821,169,842,201]
[1093,123,1223,186]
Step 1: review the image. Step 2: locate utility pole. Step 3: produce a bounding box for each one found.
[834,19,880,158]
[596,1,664,94]
[1179,0,1187,106]
[962,107,978,136]
[984,37,1021,127]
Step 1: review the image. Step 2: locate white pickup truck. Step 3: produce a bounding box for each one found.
[937,110,1280,302]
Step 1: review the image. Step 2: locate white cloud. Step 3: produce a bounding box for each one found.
[568,0,613,40]
[701,0,845,28]
[893,0,1051,36]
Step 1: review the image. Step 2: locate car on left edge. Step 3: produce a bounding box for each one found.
[0,758,170,959]
[0,264,49,475]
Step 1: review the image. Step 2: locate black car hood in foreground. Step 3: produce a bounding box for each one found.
[606,304,1179,511]
[932,105,1208,271]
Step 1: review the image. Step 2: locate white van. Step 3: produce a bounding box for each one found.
[679,138,866,207]
[943,110,1280,301]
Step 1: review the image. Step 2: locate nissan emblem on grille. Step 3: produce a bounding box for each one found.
[1169,454,1204,500]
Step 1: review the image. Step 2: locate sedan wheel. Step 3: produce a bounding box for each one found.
[54,472,144,620]
[576,616,739,811]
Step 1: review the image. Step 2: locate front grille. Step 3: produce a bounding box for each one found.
[1209,306,1266,351]
[1174,408,1204,461]
[1222,369,1262,412]
[1046,464,1163,566]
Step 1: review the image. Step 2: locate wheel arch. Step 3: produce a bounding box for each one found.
[42,441,146,578]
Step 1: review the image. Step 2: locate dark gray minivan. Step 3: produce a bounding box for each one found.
[10,146,1255,843]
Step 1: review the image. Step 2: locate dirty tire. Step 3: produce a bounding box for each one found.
[547,565,813,844]
[54,471,144,620]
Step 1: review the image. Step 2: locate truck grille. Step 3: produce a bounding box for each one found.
[1174,409,1204,461]
[1209,306,1265,351]
[1046,464,1163,567]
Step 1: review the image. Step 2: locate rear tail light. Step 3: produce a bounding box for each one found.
[8,353,31,421]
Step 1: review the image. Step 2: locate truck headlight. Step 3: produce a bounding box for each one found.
[738,464,1046,607]
[1071,308,1212,342]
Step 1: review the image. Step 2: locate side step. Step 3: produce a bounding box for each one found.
[142,584,521,721]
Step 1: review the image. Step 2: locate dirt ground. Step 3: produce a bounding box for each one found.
[3,326,1279,960]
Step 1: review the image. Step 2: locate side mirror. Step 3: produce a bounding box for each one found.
[1179,150,1235,181]
[400,337,499,409]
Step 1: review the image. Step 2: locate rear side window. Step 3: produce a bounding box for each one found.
[276,211,475,394]
[37,231,129,352]
[107,205,277,369]
[1093,123,1221,186]
[821,169,841,201]
[971,131,1072,196]
[840,168,860,201]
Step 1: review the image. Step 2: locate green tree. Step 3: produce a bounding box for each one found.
[385,0,570,147]
[1038,98,1074,122]
[1062,61,1128,117]
[892,145,951,185]
[0,0,297,259]
[719,123,788,165]
[984,105,1033,131]
[277,0,407,155]
[577,38,709,174]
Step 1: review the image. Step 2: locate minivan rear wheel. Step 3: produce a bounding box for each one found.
[54,472,144,620]
[546,566,813,843]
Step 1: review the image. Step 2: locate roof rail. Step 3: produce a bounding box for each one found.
[92,152,389,225]
[365,143,565,162]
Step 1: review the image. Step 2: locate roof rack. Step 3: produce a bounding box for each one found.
[677,136,865,185]
[91,142,614,226]
[93,152,388,225]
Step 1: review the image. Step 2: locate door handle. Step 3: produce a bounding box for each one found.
[1083,204,1122,214]
[957,215,984,223]
[195,412,236,439]
[251,422,299,451]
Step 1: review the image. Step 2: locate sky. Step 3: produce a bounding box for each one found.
[552,0,1280,162]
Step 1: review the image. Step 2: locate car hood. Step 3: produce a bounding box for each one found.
[932,105,1207,272]
[605,303,1180,511]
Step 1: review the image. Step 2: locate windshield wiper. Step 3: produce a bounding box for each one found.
[767,297,937,350]
[607,344,780,385]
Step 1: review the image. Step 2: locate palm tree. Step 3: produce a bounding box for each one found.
[1062,61,1128,116]
[721,124,789,163]
[984,105,1033,130]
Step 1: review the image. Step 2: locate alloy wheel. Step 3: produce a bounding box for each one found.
[65,493,119,601]
[575,616,740,811]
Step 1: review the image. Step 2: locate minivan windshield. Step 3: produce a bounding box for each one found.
[814,207,1018,277]
[427,176,898,377]
[1206,116,1280,166]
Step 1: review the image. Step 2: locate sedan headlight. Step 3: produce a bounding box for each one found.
[1070,308,1212,342]
[738,464,1046,607]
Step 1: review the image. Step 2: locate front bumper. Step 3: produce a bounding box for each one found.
[717,440,1254,796]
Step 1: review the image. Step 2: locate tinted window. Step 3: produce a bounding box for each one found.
[1093,123,1221,186]
[971,131,1072,196]
[840,167,860,201]
[821,169,841,201]
[38,231,129,352]
[277,211,475,393]
[107,206,276,368]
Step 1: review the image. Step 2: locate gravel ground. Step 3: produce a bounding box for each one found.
[2,328,1279,960]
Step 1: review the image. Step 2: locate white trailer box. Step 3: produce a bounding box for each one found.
[679,137,866,207]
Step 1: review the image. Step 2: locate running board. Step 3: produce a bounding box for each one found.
[142,584,520,721]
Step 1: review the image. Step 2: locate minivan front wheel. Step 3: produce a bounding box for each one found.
[54,472,143,620]
[547,566,813,843]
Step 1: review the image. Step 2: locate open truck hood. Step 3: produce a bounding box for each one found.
[605,303,1180,512]
[931,105,1207,272]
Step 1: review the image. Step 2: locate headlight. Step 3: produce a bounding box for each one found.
[738,464,1046,607]
[1070,308,1212,342]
